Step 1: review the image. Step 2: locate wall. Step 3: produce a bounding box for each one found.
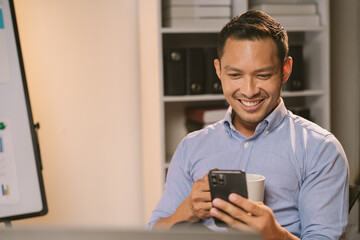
[138,0,163,223]
[331,0,360,239]
[331,0,360,187]
[13,0,144,227]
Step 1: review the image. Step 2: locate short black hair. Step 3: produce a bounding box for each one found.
[217,10,288,63]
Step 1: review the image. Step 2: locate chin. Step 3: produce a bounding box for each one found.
[235,112,266,125]
[241,117,264,125]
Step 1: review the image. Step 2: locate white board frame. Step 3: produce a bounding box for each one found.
[0,0,47,222]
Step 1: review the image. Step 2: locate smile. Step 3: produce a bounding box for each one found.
[239,99,263,107]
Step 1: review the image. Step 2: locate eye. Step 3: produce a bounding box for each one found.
[257,74,272,80]
[227,73,242,79]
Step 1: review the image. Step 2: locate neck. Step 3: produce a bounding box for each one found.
[232,114,257,138]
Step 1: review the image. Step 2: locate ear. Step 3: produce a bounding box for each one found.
[281,57,293,84]
[214,59,221,80]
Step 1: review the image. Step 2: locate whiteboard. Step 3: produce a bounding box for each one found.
[0,0,47,221]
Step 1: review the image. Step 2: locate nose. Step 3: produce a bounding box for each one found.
[240,75,259,98]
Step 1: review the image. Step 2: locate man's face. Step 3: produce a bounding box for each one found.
[215,37,292,134]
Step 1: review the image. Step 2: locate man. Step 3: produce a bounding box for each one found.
[148,10,349,240]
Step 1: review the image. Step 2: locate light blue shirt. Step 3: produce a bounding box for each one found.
[148,99,349,240]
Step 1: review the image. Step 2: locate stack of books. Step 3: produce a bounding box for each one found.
[185,107,228,133]
[163,0,231,28]
[250,1,320,28]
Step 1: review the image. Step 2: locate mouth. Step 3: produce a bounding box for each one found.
[238,99,265,110]
[240,99,263,106]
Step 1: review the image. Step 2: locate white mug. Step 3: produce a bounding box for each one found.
[246,174,265,202]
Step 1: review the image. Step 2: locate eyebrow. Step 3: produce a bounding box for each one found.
[224,65,275,72]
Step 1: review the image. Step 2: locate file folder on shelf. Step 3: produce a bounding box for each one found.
[204,47,222,94]
[186,48,205,95]
[164,48,186,95]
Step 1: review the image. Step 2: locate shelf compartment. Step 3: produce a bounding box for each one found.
[282,89,325,97]
[161,25,325,34]
[163,89,325,102]
[163,94,225,102]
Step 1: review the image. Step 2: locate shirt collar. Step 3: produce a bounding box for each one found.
[263,98,287,133]
[223,98,287,137]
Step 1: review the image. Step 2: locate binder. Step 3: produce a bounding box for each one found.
[186,48,205,95]
[204,47,222,94]
[163,48,186,95]
[284,45,304,91]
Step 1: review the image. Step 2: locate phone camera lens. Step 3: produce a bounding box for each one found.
[219,174,225,185]
[211,175,217,185]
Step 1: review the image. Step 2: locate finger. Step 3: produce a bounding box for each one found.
[228,194,264,216]
[199,201,213,210]
[198,208,212,219]
[192,202,213,219]
[200,179,210,191]
[212,198,252,223]
[193,183,210,192]
[202,173,209,180]
[193,202,213,213]
[210,207,253,232]
[202,173,210,186]
[192,191,212,202]
[195,176,211,188]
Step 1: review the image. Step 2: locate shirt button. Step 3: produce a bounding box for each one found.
[244,142,249,148]
[265,130,269,135]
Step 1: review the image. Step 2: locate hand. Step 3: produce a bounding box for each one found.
[210,194,299,240]
[153,173,212,228]
[184,173,212,221]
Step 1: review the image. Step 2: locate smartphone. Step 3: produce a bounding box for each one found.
[208,169,248,226]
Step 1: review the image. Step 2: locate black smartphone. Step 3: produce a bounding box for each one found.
[208,169,248,226]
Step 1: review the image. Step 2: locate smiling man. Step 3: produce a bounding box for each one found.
[148,11,349,240]
[215,37,291,138]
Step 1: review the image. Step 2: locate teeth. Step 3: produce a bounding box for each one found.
[241,100,260,107]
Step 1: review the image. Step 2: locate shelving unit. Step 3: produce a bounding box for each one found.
[140,0,330,222]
